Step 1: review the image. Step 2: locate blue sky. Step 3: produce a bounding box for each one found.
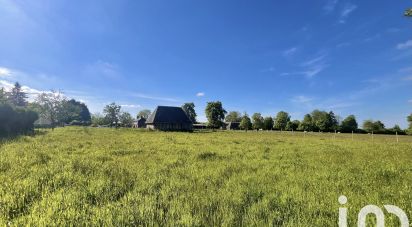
[0,0,411,127]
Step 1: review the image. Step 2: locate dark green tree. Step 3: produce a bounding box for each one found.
[274,111,290,130]
[205,101,226,128]
[340,115,358,132]
[0,87,8,104]
[263,117,274,130]
[103,102,121,127]
[407,113,412,135]
[298,114,313,131]
[405,8,412,17]
[327,111,339,131]
[363,120,385,133]
[251,113,264,130]
[239,114,252,131]
[7,82,28,107]
[286,120,300,131]
[182,102,197,123]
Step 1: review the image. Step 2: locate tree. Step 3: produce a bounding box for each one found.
[119,112,134,127]
[405,8,412,17]
[91,113,109,126]
[137,109,151,119]
[298,114,313,131]
[205,101,226,128]
[263,117,274,130]
[363,120,385,133]
[327,111,339,131]
[34,91,66,130]
[340,115,358,133]
[408,113,412,135]
[311,110,330,132]
[65,99,91,124]
[0,103,38,137]
[103,102,121,127]
[0,87,8,104]
[239,114,252,131]
[251,113,264,130]
[286,120,300,131]
[182,102,197,123]
[225,111,242,122]
[274,111,290,130]
[7,82,28,107]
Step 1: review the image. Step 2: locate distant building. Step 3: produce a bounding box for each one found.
[193,123,207,130]
[227,122,240,130]
[134,117,146,128]
[146,106,193,131]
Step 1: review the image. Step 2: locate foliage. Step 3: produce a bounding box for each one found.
[65,99,91,124]
[0,127,411,226]
[137,109,151,119]
[239,114,252,131]
[205,101,226,128]
[340,115,358,133]
[298,114,313,131]
[0,103,38,137]
[405,8,412,17]
[362,120,385,133]
[262,117,274,130]
[103,103,121,127]
[274,111,290,130]
[251,113,264,130]
[91,113,109,126]
[33,91,66,129]
[407,113,412,135]
[119,112,134,127]
[182,102,197,123]
[225,111,242,122]
[286,120,300,131]
[0,88,8,104]
[6,82,28,107]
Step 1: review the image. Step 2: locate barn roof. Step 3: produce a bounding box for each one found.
[146,106,192,124]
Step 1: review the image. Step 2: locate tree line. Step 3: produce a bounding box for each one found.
[0,82,91,137]
[203,101,412,135]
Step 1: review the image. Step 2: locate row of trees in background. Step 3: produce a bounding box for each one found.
[205,101,412,135]
[0,82,91,136]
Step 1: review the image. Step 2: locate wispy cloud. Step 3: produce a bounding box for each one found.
[339,3,357,23]
[281,54,328,78]
[403,76,412,81]
[323,0,339,13]
[120,104,141,108]
[282,47,298,57]
[130,93,180,102]
[196,92,205,97]
[396,40,412,50]
[408,99,412,104]
[84,60,120,79]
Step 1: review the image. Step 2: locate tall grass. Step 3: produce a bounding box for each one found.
[0,127,411,226]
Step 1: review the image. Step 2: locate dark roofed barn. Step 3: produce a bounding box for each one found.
[146,106,193,131]
[227,122,240,130]
[134,117,146,128]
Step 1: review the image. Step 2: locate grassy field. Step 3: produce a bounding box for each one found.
[0,127,411,226]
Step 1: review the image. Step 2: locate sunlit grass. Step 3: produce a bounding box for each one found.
[0,127,411,226]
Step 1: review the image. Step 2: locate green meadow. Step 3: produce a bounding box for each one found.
[0,127,411,226]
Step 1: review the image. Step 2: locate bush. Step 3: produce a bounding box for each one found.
[0,104,38,137]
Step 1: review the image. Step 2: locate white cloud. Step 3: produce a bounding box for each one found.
[282,47,298,57]
[196,92,205,97]
[339,3,357,23]
[0,67,12,77]
[324,0,339,13]
[120,104,141,108]
[282,54,328,78]
[396,40,412,50]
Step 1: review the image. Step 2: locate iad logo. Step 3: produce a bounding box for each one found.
[338,195,409,227]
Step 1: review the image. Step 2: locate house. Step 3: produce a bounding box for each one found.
[193,123,207,130]
[227,122,240,130]
[146,106,193,131]
[133,117,146,128]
